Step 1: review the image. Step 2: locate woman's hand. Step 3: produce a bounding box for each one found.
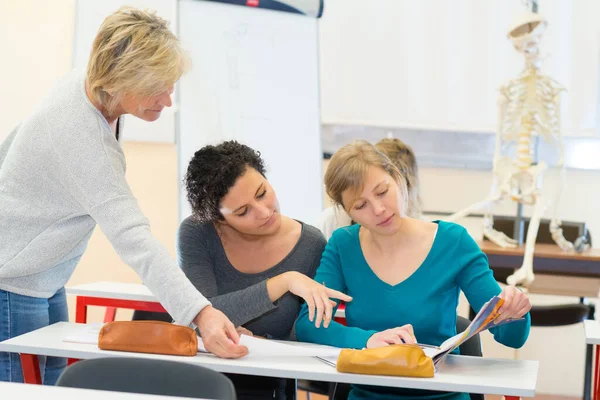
[497,285,531,323]
[285,271,352,329]
[366,325,416,348]
[236,326,254,337]
[195,306,248,359]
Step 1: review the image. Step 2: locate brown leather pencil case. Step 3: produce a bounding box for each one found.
[98,320,198,357]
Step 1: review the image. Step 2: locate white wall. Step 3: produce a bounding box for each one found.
[0,0,76,141]
[319,0,600,137]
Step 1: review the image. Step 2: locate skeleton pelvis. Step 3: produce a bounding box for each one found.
[494,157,547,204]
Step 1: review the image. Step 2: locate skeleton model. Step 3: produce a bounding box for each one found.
[447,12,582,287]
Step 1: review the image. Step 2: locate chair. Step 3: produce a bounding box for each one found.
[131,310,173,322]
[56,357,236,400]
[456,316,484,400]
[297,379,345,400]
[103,308,172,324]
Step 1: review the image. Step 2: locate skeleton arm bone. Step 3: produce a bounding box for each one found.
[447,192,504,223]
[447,87,507,224]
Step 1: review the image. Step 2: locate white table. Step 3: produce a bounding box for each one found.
[66,282,347,323]
[66,282,165,323]
[67,282,157,302]
[0,322,537,399]
[0,381,206,400]
[585,320,600,346]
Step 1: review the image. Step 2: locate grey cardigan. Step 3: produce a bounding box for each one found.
[0,71,209,326]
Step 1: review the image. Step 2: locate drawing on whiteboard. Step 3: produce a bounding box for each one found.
[214,23,279,143]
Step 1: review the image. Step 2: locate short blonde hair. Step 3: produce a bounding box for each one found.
[325,140,414,217]
[86,7,188,116]
[375,138,422,216]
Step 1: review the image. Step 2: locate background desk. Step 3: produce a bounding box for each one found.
[0,322,538,399]
[478,241,600,297]
[66,282,166,323]
[66,282,346,323]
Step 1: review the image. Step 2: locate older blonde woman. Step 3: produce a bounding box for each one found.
[0,7,246,384]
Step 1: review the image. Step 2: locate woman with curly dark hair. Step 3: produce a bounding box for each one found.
[179,140,351,399]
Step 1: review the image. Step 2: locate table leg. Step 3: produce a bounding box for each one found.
[594,345,600,400]
[75,297,88,323]
[20,354,42,384]
[67,358,80,366]
[103,307,117,322]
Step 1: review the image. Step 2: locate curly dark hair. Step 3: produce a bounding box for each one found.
[184,141,266,222]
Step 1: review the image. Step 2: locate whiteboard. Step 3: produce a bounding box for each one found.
[178,0,322,224]
[73,0,177,143]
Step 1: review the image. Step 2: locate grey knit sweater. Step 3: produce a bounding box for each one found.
[0,71,210,326]
[178,218,326,340]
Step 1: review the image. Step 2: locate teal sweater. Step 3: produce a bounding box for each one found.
[295,221,530,400]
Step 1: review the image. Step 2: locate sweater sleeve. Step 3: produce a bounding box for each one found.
[295,231,377,349]
[455,227,531,348]
[0,124,19,170]
[51,122,210,327]
[177,219,277,327]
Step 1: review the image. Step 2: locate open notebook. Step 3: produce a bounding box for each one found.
[316,295,523,369]
[419,295,523,366]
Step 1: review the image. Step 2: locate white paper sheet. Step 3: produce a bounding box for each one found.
[63,324,342,358]
[198,335,342,358]
[63,323,105,345]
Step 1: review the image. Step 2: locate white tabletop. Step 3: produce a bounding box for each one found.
[66,282,156,302]
[0,322,538,397]
[0,381,207,400]
[584,320,600,345]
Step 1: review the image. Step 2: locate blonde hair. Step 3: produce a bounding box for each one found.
[325,140,414,217]
[375,138,422,216]
[86,7,188,116]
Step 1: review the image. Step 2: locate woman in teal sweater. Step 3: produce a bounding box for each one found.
[296,140,532,400]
